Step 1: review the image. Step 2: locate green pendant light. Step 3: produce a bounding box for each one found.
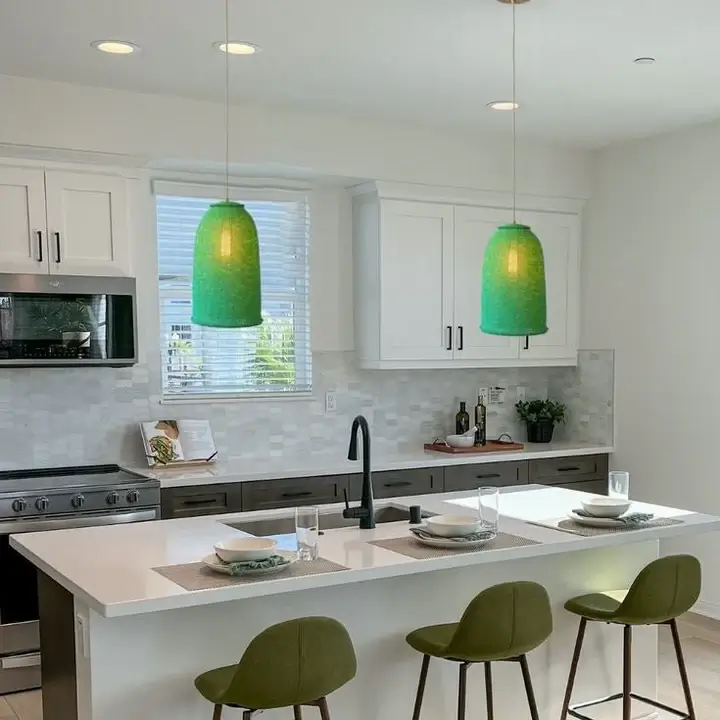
[481,0,547,337]
[191,0,262,328]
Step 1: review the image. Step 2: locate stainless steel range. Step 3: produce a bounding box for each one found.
[0,464,160,694]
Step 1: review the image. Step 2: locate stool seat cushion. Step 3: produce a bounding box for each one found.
[564,593,622,621]
[406,623,457,657]
[195,665,236,704]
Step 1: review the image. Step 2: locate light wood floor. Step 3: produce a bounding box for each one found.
[1,614,719,720]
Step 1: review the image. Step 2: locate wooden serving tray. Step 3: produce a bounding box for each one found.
[424,440,524,455]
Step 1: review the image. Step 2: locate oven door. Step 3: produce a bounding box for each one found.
[0,508,158,694]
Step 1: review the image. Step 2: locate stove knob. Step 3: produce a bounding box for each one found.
[71,494,85,509]
[126,490,140,505]
[11,498,26,513]
[35,497,49,512]
[106,491,120,506]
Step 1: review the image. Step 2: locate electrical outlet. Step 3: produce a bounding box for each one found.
[516,386,526,402]
[477,387,489,405]
[489,386,507,405]
[325,391,337,413]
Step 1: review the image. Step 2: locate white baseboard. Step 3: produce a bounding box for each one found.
[691,600,720,621]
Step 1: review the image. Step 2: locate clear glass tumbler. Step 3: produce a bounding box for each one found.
[477,487,500,535]
[608,471,630,500]
[295,506,319,561]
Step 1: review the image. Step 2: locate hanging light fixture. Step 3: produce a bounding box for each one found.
[481,0,547,337]
[192,0,262,328]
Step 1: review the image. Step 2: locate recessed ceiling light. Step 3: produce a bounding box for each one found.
[634,57,657,65]
[487,101,519,111]
[213,41,261,56]
[91,40,139,55]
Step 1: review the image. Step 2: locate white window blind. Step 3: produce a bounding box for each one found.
[156,189,311,399]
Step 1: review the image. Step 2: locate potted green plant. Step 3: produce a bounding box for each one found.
[515,399,566,443]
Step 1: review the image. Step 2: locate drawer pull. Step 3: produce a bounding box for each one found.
[383,481,412,488]
[476,473,501,479]
[557,466,580,472]
[181,498,219,506]
[281,491,313,498]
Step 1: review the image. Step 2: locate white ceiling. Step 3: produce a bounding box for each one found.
[1,0,720,148]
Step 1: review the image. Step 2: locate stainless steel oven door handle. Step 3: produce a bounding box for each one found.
[0,509,158,535]
[0,652,41,670]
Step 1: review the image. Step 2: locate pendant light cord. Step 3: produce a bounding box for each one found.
[224,0,230,202]
[511,0,517,223]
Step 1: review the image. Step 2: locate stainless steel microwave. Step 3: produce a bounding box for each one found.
[0,274,137,367]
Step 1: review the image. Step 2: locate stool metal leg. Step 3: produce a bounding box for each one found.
[457,662,469,720]
[623,624,632,720]
[519,655,540,720]
[212,705,222,720]
[670,619,696,720]
[484,662,494,720]
[560,617,587,720]
[293,706,303,720]
[411,654,431,720]
[317,697,331,720]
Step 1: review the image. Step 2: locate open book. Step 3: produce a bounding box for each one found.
[140,420,218,467]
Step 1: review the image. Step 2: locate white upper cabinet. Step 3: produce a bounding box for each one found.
[0,165,132,277]
[353,183,582,369]
[45,171,130,277]
[0,167,47,273]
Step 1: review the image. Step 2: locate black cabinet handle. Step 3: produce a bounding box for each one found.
[181,498,219,506]
[457,325,464,351]
[35,231,43,262]
[446,326,453,351]
[54,232,61,263]
[523,335,530,350]
[383,481,412,488]
[557,466,580,473]
[281,491,313,498]
[476,472,501,479]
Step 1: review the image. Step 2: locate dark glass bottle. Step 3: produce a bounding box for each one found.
[474,396,487,446]
[455,402,470,435]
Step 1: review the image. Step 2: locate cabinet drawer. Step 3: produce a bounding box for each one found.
[557,479,607,495]
[242,475,349,512]
[350,468,440,501]
[529,454,608,484]
[162,484,242,519]
[444,461,528,492]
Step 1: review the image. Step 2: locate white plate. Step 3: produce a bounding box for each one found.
[567,511,649,528]
[411,533,496,549]
[202,550,297,576]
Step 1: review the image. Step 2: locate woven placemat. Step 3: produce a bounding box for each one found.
[554,517,684,537]
[153,557,348,591]
[368,531,539,560]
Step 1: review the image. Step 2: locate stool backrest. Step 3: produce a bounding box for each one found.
[616,554,701,624]
[226,616,357,709]
[446,581,553,661]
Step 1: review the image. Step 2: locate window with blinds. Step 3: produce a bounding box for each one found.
[156,189,311,399]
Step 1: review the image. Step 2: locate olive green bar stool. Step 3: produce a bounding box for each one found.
[560,554,701,720]
[195,616,357,720]
[406,581,553,720]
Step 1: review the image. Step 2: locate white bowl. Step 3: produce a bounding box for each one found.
[213,537,277,563]
[446,435,475,449]
[425,514,482,537]
[581,497,631,518]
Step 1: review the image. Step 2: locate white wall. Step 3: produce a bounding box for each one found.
[583,119,720,615]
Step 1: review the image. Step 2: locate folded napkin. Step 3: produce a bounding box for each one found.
[216,554,291,577]
[572,509,654,526]
[410,527,496,543]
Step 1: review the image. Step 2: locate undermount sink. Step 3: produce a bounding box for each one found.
[225,505,431,537]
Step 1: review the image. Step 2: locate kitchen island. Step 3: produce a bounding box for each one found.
[11,486,720,720]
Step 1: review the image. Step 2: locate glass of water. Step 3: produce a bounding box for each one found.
[478,487,500,535]
[295,506,319,561]
[608,471,630,500]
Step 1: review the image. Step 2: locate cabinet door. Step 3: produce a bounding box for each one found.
[444,461,528,492]
[349,468,441,501]
[453,206,520,360]
[517,211,580,361]
[161,484,243,519]
[0,168,48,273]
[241,475,349,512]
[45,171,131,276]
[379,200,454,361]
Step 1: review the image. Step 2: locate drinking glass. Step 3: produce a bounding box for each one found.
[608,471,630,500]
[295,506,319,561]
[477,487,499,535]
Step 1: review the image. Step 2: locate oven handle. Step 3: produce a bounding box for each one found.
[1,509,158,535]
[0,652,41,670]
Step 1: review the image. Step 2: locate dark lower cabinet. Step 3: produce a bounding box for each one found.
[161,484,242,519]
[241,475,351,512]
[529,454,608,486]
[444,461,528,492]
[557,479,608,495]
[349,468,439,501]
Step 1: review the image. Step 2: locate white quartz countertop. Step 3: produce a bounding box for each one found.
[139,442,613,488]
[11,485,718,619]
